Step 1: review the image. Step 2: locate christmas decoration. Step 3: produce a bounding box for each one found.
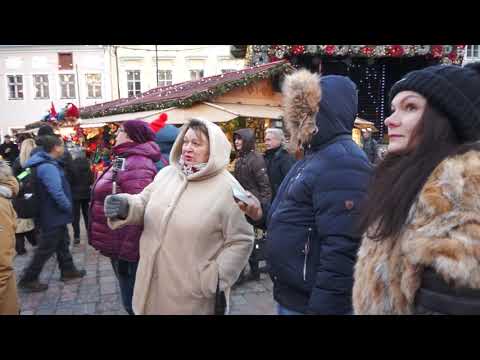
[246,45,465,66]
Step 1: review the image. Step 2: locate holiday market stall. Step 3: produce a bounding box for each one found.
[21,102,121,176]
[80,61,294,155]
[237,45,466,142]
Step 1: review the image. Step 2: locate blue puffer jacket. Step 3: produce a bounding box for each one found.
[24,150,73,230]
[154,124,180,171]
[263,74,372,315]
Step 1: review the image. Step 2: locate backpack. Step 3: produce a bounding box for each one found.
[13,166,40,219]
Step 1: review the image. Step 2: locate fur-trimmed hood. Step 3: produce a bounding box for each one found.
[353,149,480,314]
[0,160,18,198]
[282,69,358,152]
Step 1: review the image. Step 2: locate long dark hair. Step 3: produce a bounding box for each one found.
[357,104,461,241]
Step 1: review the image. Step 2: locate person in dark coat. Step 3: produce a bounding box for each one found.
[361,128,377,164]
[89,120,160,315]
[233,128,271,282]
[238,70,372,315]
[149,113,180,171]
[70,150,94,244]
[233,128,271,204]
[264,128,296,200]
[12,138,38,255]
[32,125,74,184]
[18,135,86,292]
[0,135,19,165]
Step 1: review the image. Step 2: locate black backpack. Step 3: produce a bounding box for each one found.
[13,166,40,219]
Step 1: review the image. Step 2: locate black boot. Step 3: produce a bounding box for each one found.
[61,268,86,281]
[15,235,27,255]
[18,278,48,292]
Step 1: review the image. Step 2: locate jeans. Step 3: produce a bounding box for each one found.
[22,225,76,281]
[111,258,138,315]
[72,199,89,239]
[277,302,304,315]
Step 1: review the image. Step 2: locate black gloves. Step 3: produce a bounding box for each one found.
[104,195,129,220]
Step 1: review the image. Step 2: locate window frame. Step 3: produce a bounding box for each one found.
[126,70,142,97]
[157,69,173,87]
[85,73,103,99]
[59,73,76,99]
[6,73,24,100]
[33,74,50,100]
[190,69,204,80]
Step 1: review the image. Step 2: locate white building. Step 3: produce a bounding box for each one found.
[463,45,480,65]
[109,45,246,100]
[0,45,113,137]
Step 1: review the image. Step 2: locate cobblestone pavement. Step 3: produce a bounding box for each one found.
[14,224,275,315]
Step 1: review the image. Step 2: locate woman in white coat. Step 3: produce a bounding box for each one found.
[105,118,254,315]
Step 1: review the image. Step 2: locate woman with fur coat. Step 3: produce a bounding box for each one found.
[353,62,480,315]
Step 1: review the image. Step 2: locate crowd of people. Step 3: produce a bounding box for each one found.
[1,61,480,315]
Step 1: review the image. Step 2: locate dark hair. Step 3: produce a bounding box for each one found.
[357,104,461,241]
[41,135,63,153]
[186,119,209,141]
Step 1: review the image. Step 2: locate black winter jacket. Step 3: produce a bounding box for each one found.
[264,146,295,201]
[70,157,94,200]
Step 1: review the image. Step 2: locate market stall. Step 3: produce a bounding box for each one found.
[80,61,293,155]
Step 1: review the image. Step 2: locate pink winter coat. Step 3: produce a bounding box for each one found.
[88,141,160,262]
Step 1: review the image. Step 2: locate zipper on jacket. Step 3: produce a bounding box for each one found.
[303,227,312,281]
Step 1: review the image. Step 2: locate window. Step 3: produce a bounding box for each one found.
[86,73,102,98]
[467,45,480,58]
[157,70,172,86]
[190,69,204,80]
[7,75,23,99]
[33,74,49,99]
[127,70,141,97]
[221,69,236,74]
[58,53,73,70]
[59,74,76,99]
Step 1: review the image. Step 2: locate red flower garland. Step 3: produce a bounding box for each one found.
[292,45,305,55]
[325,45,336,56]
[361,46,374,56]
[431,45,444,58]
[387,45,404,57]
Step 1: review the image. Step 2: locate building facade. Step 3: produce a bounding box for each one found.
[109,45,246,100]
[0,45,113,137]
[463,45,480,65]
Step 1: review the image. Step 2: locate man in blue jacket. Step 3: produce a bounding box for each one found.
[239,70,372,315]
[19,135,85,292]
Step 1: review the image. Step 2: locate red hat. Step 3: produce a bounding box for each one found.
[65,103,80,118]
[149,113,168,133]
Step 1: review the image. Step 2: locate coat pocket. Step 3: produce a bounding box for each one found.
[197,262,219,299]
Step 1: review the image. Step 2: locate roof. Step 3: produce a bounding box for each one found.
[80,60,293,119]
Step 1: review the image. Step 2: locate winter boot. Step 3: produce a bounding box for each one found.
[61,268,86,281]
[18,278,49,292]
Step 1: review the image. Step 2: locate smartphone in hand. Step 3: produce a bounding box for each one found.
[229,177,251,205]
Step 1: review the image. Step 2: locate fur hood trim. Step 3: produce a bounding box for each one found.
[282,69,321,152]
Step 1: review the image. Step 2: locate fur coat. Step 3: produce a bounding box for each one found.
[353,150,480,314]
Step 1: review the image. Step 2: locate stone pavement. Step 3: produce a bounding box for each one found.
[14,224,275,315]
